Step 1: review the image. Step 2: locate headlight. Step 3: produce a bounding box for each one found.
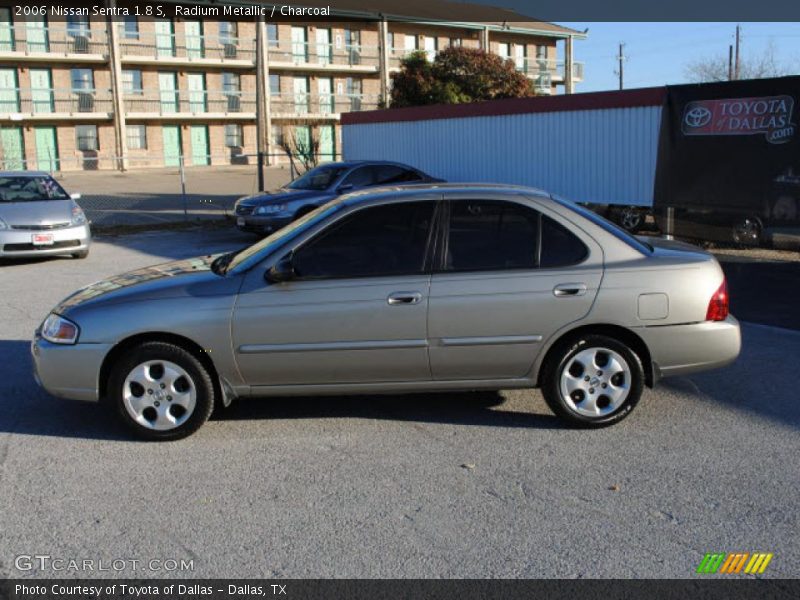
[71,205,87,225]
[256,204,288,215]
[41,313,80,345]
[0,217,7,230]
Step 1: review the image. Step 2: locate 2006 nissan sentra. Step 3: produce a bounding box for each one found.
[32,184,741,440]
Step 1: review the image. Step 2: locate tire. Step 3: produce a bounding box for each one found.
[109,342,215,441]
[541,334,644,427]
[72,249,89,259]
[732,216,762,247]
[616,206,644,232]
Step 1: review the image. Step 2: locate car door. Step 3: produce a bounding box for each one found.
[232,198,439,388]
[428,194,603,380]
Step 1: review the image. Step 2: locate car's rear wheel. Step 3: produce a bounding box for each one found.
[109,342,215,440]
[732,216,762,247]
[541,334,644,427]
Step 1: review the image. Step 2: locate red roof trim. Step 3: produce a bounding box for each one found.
[341,86,667,125]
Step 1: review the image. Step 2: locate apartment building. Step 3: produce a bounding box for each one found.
[0,1,585,171]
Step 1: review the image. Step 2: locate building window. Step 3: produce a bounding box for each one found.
[404,34,418,52]
[269,74,280,96]
[387,32,396,52]
[219,21,238,43]
[536,45,547,59]
[449,38,462,48]
[344,28,360,49]
[122,16,139,39]
[225,123,243,148]
[66,15,90,38]
[122,70,143,94]
[270,124,283,149]
[497,42,510,60]
[222,72,240,93]
[71,68,94,91]
[267,23,278,47]
[423,36,437,61]
[126,125,147,150]
[75,125,98,151]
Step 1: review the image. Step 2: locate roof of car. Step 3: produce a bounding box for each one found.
[317,160,423,169]
[0,171,51,177]
[342,182,551,203]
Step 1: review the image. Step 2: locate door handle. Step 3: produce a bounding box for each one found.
[553,283,587,297]
[387,291,423,305]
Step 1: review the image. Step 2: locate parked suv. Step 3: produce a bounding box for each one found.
[233,161,442,235]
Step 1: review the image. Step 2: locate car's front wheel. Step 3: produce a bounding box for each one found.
[541,334,644,427]
[109,342,215,440]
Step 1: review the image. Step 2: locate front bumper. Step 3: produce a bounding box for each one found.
[0,223,91,258]
[234,213,293,235]
[638,315,742,379]
[31,333,111,402]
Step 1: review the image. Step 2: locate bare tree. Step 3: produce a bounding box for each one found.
[685,41,789,83]
[277,122,321,177]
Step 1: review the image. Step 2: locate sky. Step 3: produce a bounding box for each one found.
[558,23,800,92]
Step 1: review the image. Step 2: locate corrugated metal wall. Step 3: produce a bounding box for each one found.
[342,106,662,206]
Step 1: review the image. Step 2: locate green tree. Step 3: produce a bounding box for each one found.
[390,46,537,108]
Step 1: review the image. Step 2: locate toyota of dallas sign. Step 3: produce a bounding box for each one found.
[681,94,795,144]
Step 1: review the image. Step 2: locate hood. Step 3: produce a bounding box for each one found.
[54,255,238,314]
[0,199,75,226]
[237,188,335,206]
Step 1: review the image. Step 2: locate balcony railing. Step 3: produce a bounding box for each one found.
[270,93,381,116]
[123,90,257,115]
[119,29,256,62]
[0,88,113,115]
[0,25,108,56]
[269,41,380,68]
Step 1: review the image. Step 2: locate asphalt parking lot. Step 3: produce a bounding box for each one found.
[0,229,798,579]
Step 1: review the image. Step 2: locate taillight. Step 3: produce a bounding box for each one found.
[706,278,729,321]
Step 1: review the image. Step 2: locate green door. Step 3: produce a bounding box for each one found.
[34,126,58,171]
[0,68,19,112]
[184,21,203,58]
[26,16,48,52]
[0,8,13,51]
[158,72,178,114]
[190,125,209,166]
[187,73,206,113]
[0,127,25,170]
[155,20,174,57]
[30,68,53,114]
[162,125,182,167]
[319,124,335,162]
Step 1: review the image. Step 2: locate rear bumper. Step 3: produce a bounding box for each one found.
[31,334,110,402]
[0,224,91,258]
[638,315,741,379]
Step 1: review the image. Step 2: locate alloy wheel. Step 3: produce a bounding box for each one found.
[122,360,197,431]
[559,347,632,417]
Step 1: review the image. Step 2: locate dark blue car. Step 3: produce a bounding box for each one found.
[233,160,442,235]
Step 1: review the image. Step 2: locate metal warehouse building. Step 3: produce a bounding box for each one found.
[341,87,666,207]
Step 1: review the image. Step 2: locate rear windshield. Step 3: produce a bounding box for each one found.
[0,175,70,202]
[550,195,653,254]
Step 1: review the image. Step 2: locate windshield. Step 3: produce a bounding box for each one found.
[550,195,654,254]
[0,175,70,202]
[286,165,349,191]
[222,201,346,274]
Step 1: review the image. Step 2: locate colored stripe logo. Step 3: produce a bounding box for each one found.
[696,552,773,574]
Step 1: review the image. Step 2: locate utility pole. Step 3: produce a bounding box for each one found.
[728,44,734,80]
[734,24,741,80]
[615,42,626,90]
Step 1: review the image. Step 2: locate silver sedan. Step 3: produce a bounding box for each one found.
[32,185,740,440]
[0,171,91,260]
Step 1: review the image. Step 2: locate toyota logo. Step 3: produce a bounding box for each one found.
[684,106,712,128]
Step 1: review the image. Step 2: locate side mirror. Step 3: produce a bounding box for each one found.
[70,192,81,200]
[337,183,353,194]
[265,256,296,284]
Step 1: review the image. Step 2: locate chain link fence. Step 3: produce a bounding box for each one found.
[2,153,333,230]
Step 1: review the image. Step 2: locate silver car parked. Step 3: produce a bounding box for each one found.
[32,185,740,440]
[0,172,90,260]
